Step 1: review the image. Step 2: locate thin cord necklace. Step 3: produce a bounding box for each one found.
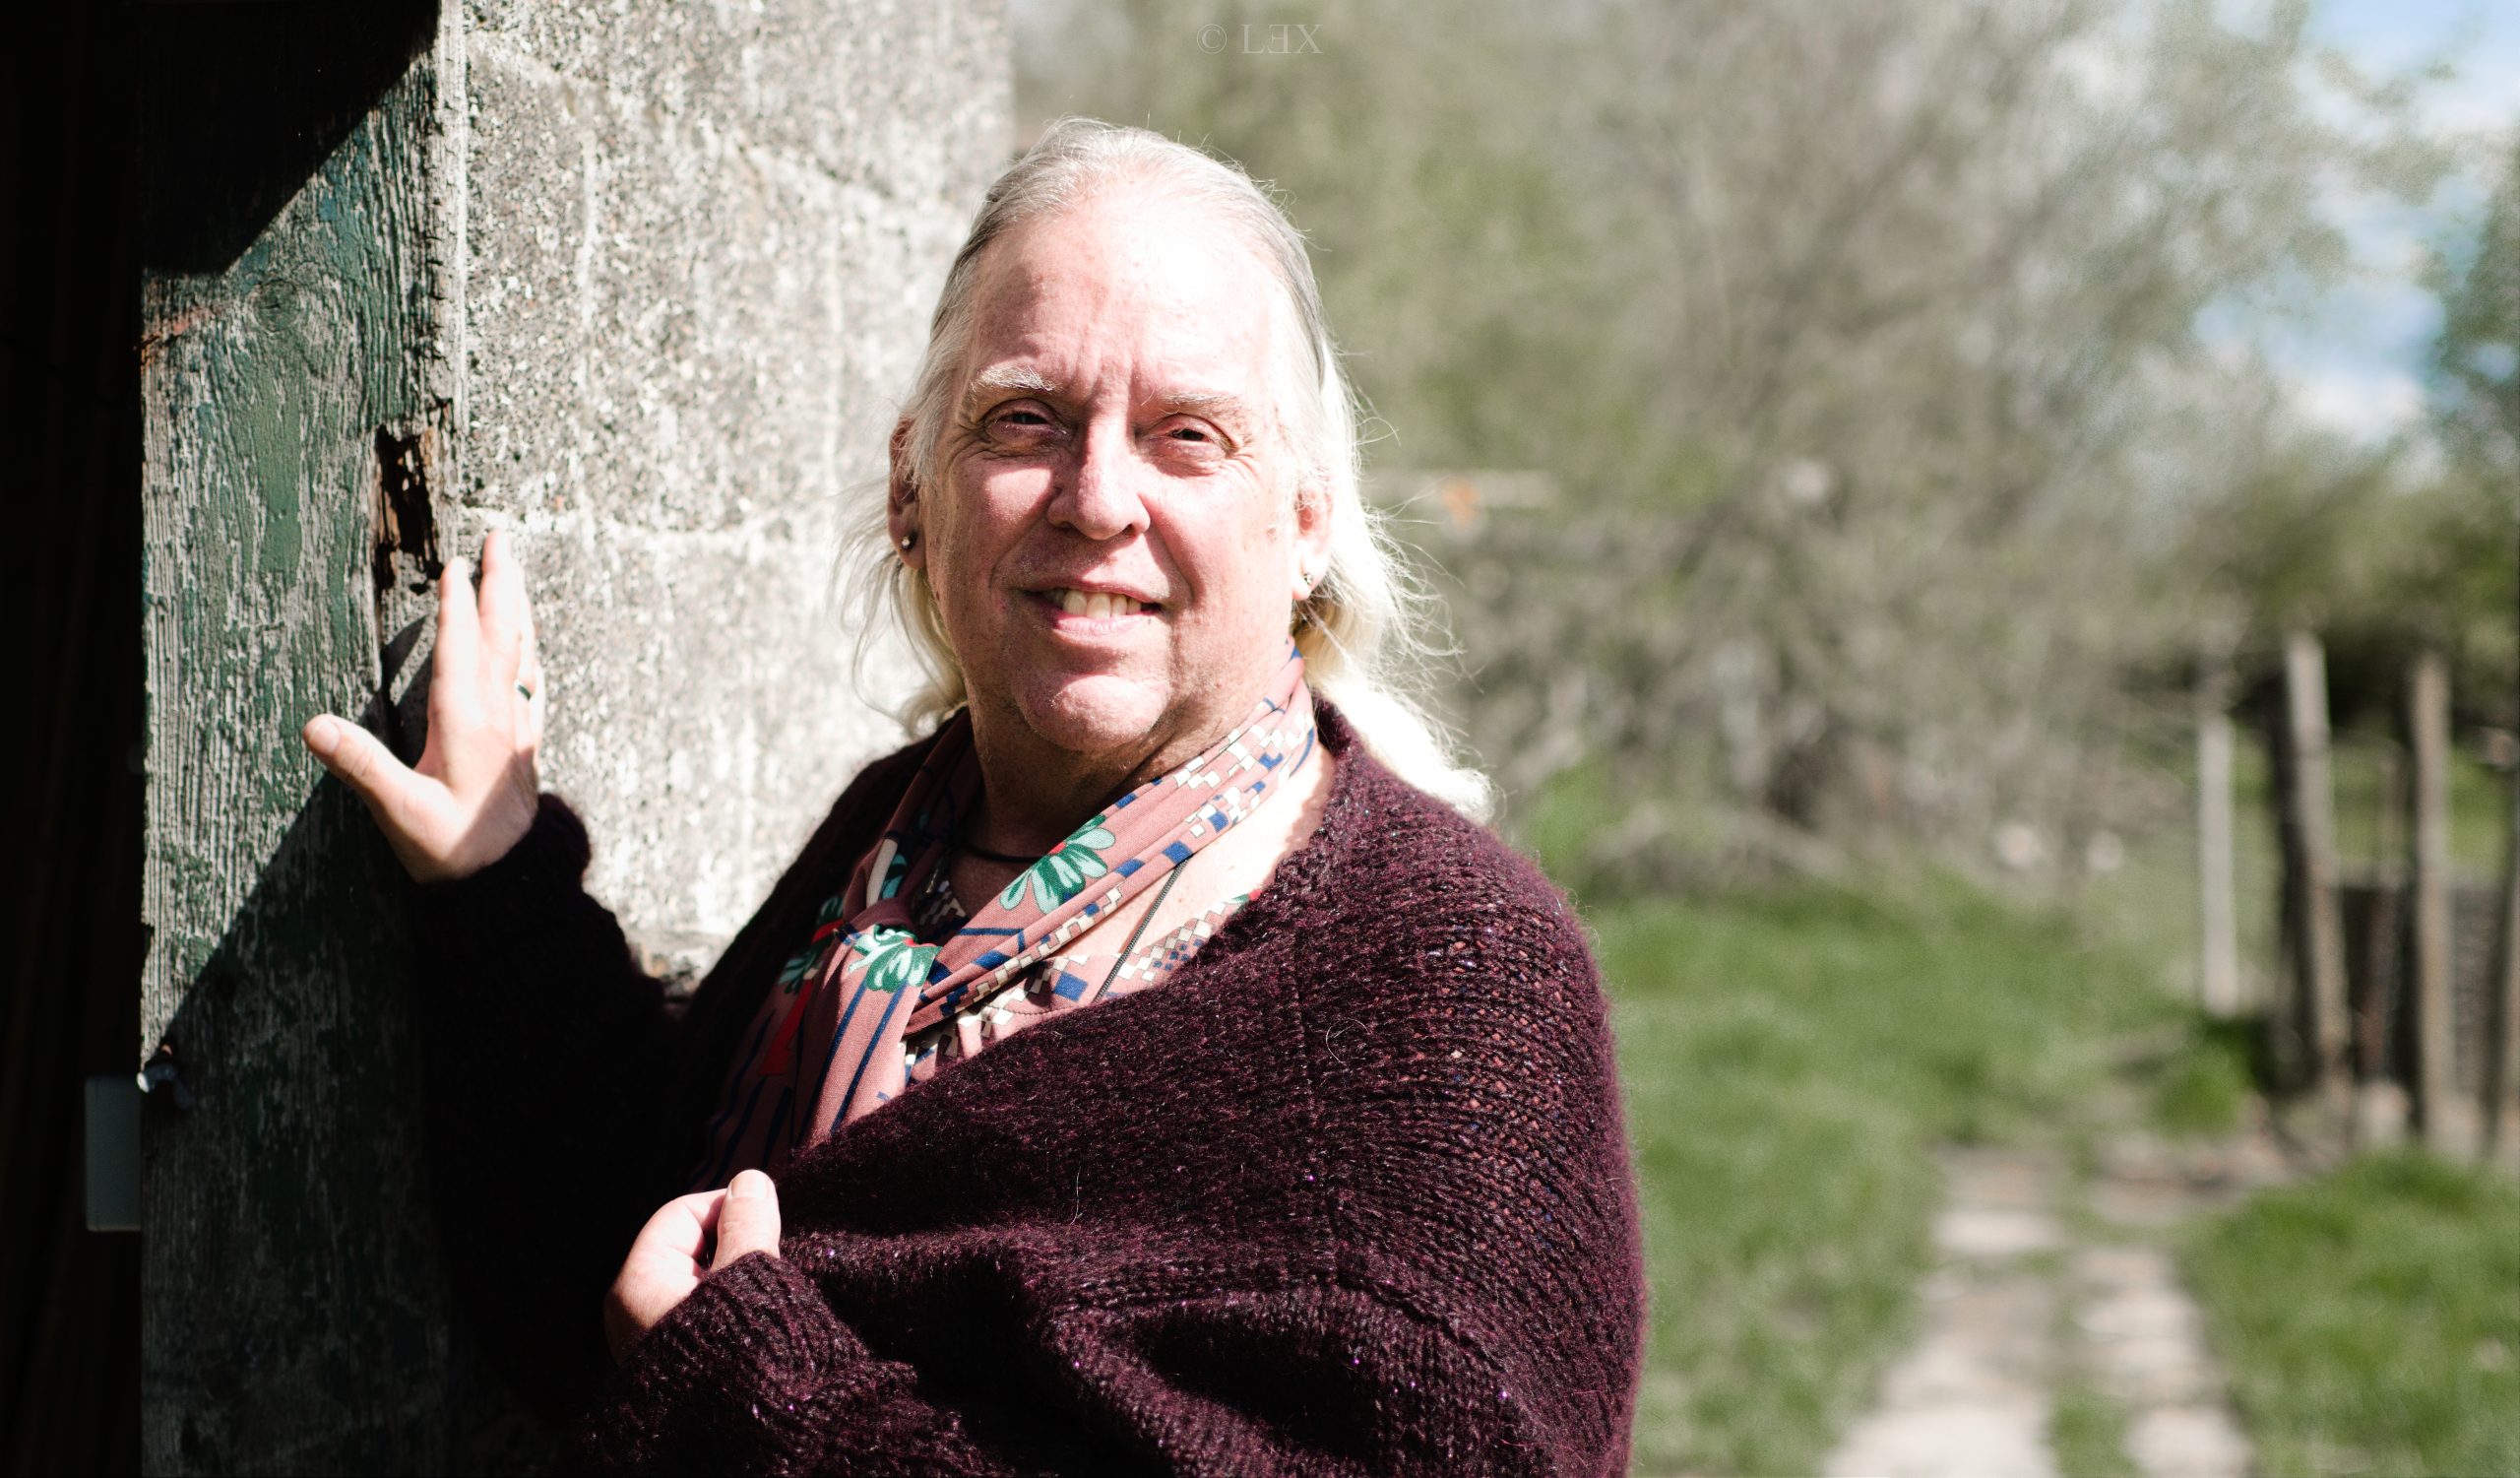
[956,813,1042,868]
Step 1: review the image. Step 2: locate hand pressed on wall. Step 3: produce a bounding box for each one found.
[301,528,545,883]
[605,1169,786,1364]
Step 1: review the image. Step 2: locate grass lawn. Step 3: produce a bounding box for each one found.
[1588,879,2179,1476]
[2048,1375,2145,1478]
[1530,735,2515,1476]
[2184,1152,2520,1478]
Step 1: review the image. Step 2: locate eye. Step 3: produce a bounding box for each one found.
[1151,417,1229,455]
[983,401,1061,438]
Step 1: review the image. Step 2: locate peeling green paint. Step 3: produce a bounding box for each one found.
[139,13,462,1473]
[243,377,305,576]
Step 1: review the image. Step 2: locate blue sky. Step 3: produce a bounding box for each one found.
[2241,0,2520,444]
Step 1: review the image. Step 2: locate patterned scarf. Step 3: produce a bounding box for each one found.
[691,650,1317,1186]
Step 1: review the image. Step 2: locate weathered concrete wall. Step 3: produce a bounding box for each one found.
[139,2,1007,1469]
[453,0,1007,962]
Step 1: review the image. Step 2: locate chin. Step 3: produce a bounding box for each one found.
[1011,672,1174,757]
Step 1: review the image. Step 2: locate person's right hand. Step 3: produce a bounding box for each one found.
[603,1170,785,1365]
[302,529,545,883]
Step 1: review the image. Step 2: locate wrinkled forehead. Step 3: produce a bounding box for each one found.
[956,187,1291,416]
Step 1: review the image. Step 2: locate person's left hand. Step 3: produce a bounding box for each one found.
[604,1168,784,1365]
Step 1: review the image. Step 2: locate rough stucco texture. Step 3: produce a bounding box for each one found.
[457,0,1008,969]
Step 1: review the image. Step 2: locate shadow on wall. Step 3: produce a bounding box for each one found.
[138,3,438,273]
[148,773,428,1468]
[145,636,558,1470]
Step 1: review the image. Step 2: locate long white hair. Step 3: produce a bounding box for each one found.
[846,117,1492,820]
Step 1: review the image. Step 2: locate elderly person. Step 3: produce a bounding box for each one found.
[303,119,1642,1475]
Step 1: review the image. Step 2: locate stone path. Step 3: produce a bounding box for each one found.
[2071,1243,2250,1478]
[1824,1149,2065,1478]
[1823,1140,2259,1478]
[2073,1129,2278,1478]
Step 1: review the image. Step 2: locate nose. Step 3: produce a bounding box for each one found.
[1046,415,1150,542]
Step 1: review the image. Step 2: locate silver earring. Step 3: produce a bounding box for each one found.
[899,534,916,551]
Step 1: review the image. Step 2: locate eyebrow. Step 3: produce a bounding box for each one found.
[961,366,1261,426]
[963,365,1063,410]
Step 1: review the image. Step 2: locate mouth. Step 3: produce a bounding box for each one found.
[1035,587,1160,620]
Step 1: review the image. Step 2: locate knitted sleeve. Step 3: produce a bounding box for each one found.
[1304,890,1646,1476]
[409,741,927,1416]
[410,795,688,1416]
[582,1251,1573,1477]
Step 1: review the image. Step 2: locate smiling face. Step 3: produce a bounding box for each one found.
[890,184,1331,785]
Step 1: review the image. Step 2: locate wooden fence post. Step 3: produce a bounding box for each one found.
[2351,747,2408,1147]
[2408,651,2470,1152]
[2492,533,2520,1165]
[2197,648,2242,1017]
[2490,732,2520,1163]
[2280,631,2350,1101]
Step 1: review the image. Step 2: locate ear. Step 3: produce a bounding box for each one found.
[1289,476,1335,604]
[886,418,925,572]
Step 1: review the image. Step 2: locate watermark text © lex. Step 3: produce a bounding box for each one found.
[1198,23,1323,55]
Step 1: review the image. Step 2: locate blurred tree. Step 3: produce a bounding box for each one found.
[2174,128,2520,737]
[2413,129,2520,728]
[1018,0,2454,882]
[2433,131,2520,483]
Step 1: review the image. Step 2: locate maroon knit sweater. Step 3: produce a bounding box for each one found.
[413,708,1644,1476]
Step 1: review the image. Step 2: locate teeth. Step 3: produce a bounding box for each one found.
[1051,589,1146,618]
